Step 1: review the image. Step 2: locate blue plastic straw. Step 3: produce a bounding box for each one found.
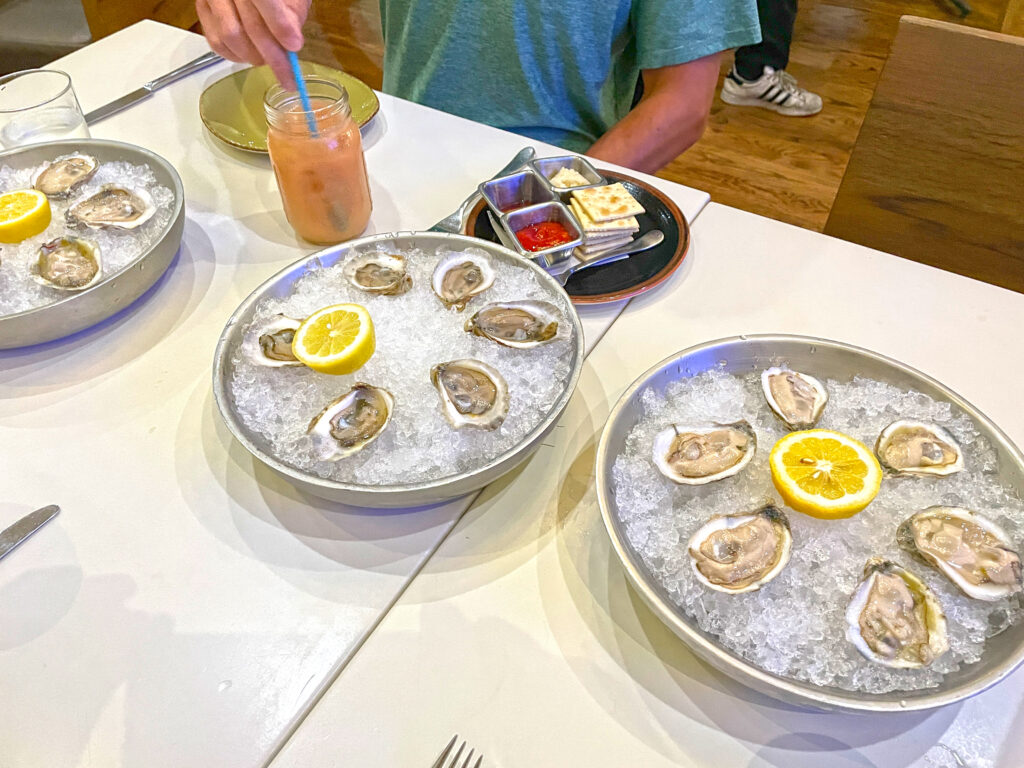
[287,51,319,137]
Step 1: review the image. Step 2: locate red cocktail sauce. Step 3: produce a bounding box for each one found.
[515,221,573,252]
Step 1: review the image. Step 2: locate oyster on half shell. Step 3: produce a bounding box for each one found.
[652,421,756,485]
[845,558,948,668]
[33,153,98,198]
[67,184,156,230]
[36,236,102,291]
[431,250,495,310]
[241,314,303,367]
[344,252,412,296]
[431,358,509,430]
[688,505,792,593]
[898,506,1023,601]
[761,367,828,429]
[875,420,963,476]
[308,384,394,461]
[464,300,562,349]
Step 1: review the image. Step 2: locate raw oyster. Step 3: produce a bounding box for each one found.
[343,252,411,296]
[430,358,509,430]
[464,300,562,349]
[67,184,156,230]
[431,250,495,310]
[898,506,1023,601]
[875,420,963,476]
[308,383,394,461]
[761,367,828,429]
[845,558,948,668]
[241,314,303,367]
[688,505,792,593]
[36,237,101,291]
[33,153,98,198]
[652,421,756,485]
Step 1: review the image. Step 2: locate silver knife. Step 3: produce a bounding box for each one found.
[0,505,60,562]
[84,51,223,125]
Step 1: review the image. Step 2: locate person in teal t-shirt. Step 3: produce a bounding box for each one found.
[197,0,761,172]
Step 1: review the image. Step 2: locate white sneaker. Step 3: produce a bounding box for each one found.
[721,66,823,116]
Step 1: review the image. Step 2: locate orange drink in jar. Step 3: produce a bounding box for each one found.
[264,78,372,244]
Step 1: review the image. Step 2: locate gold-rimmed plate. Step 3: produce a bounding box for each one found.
[199,62,379,153]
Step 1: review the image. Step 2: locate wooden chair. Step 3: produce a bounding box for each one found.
[824,16,1024,293]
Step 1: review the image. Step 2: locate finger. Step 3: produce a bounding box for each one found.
[205,0,264,65]
[251,0,304,51]
[237,2,295,87]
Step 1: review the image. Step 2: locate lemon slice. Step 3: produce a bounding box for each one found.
[0,189,51,243]
[769,429,882,519]
[292,303,375,374]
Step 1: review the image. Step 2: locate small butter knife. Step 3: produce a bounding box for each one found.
[85,51,223,125]
[0,505,60,562]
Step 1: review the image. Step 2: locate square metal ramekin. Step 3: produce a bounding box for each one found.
[478,169,556,215]
[531,155,606,197]
[499,201,583,268]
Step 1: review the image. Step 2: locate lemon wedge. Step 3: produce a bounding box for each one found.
[0,189,51,243]
[769,429,882,519]
[291,303,375,374]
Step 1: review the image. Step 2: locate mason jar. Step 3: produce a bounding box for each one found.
[264,77,372,244]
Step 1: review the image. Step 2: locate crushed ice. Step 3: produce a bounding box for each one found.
[0,158,175,316]
[611,367,1024,694]
[228,245,577,486]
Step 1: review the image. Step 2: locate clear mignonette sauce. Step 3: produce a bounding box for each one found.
[264,77,372,244]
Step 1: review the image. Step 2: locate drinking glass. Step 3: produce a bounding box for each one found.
[0,69,90,150]
[264,77,373,244]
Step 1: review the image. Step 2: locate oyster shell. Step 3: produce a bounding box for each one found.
[875,420,963,476]
[431,251,495,310]
[343,252,411,296]
[33,153,98,198]
[308,383,394,461]
[430,358,509,430]
[464,300,562,349]
[761,367,828,429]
[652,421,756,485]
[67,184,156,230]
[241,314,303,367]
[898,506,1022,601]
[36,237,101,291]
[845,558,948,668]
[688,505,792,593]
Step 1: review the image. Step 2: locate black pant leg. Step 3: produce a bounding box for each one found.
[734,0,798,80]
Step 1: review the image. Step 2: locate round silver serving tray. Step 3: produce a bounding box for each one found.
[213,231,585,509]
[0,139,185,349]
[595,334,1024,713]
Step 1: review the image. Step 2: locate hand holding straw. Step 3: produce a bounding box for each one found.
[287,51,319,137]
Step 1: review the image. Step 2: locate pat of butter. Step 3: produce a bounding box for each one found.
[549,167,591,188]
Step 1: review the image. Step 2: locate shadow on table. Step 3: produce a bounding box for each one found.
[176,383,467,593]
[537,369,962,766]
[0,563,309,768]
[0,220,216,402]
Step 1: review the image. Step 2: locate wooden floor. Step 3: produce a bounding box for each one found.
[299,0,1015,233]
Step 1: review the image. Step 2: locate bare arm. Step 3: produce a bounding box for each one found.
[586,52,722,174]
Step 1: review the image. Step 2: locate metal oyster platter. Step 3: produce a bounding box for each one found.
[0,139,185,350]
[213,231,584,509]
[595,334,1024,712]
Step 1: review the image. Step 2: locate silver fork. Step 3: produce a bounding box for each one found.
[429,147,536,233]
[431,735,484,768]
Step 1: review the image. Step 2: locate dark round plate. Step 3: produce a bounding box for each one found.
[465,169,689,305]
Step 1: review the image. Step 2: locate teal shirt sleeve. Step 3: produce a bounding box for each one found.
[633,0,763,71]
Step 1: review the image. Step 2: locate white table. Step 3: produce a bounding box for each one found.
[271,204,1024,768]
[0,21,711,768]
